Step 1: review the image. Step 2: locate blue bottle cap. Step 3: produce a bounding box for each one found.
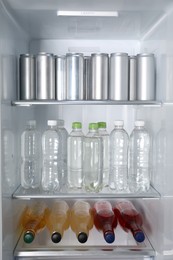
[134,231,145,243]
[104,232,115,244]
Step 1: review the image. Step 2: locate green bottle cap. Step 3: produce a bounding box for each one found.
[72,122,82,129]
[89,123,98,130]
[24,231,35,243]
[98,122,106,128]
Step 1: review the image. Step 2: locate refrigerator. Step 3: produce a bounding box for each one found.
[1,0,173,259]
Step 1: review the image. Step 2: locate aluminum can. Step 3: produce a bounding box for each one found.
[55,55,66,100]
[66,53,84,100]
[20,54,35,100]
[137,53,156,100]
[109,53,128,100]
[91,53,108,100]
[84,56,92,100]
[36,52,55,100]
[129,55,137,101]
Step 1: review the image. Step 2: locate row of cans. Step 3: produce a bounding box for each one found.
[19,52,156,101]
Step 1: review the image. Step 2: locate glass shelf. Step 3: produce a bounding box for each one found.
[12,185,160,200]
[14,226,155,259]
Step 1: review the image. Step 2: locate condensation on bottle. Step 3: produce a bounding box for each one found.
[41,120,62,192]
[109,120,129,192]
[128,120,151,193]
[21,120,41,189]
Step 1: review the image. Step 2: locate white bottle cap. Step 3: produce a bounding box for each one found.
[47,120,57,126]
[135,120,145,127]
[27,120,36,126]
[114,120,124,126]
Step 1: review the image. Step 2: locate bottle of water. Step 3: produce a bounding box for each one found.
[41,120,62,192]
[109,120,129,192]
[98,122,110,187]
[56,120,68,187]
[128,120,151,193]
[83,123,103,192]
[67,122,84,189]
[21,120,41,189]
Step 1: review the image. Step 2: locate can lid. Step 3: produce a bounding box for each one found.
[37,52,54,57]
[137,53,154,57]
[27,120,36,126]
[47,120,57,126]
[129,55,136,59]
[20,53,35,58]
[114,120,124,126]
[135,120,145,127]
[111,52,128,57]
[66,53,83,57]
[72,122,82,129]
[91,53,108,57]
[89,123,98,130]
[55,55,66,59]
[98,122,106,128]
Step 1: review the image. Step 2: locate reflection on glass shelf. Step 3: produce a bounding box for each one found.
[14,225,155,258]
[12,185,160,199]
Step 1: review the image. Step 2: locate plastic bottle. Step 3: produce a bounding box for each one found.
[83,123,103,192]
[41,120,62,192]
[70,201,93,243]
[93,200,117,244]
[21,120,41,189]
[109,120,129,192]
[46,200,70,243]
[22,201,48,243]
[128,120,151,193]
[67,122,84,189]
[98,122,110,187]
[56,120,68,186]
[113,200,145,243]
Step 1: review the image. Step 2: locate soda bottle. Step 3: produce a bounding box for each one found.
[70,201,93,243]
[41,120,62,192]
[67,122,84,189]
[98,122,110,187]
[21,120,41,189]
[113,200,145,243]
[109,120,129,192]
[46,200,70,243]
[83,123,103,192]
[21,201,48,243]
[93,200,117,244]
[128,120,151,192]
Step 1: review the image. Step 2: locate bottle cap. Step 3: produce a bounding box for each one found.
[134,231,145,243]
[104,231,115,244]
[98,122,106,128]
[89,123,98,130]
[72,122,82,129]
[135,120,145,127]
[51,232,62,243]
[114,120,124,127]
[78,232,88,243]
[56,119,64,127]
[23,231,35,243]
[47,120,57,126]
[27,120,36,127]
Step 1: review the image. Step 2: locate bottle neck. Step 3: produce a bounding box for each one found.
[135,126,144,130]
[114,126,123,130]
[49,125,57,130]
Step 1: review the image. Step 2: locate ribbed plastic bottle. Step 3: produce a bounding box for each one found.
[98,122,110,187]
[22,201,48,243]
[83,123,103,192]
[41,120,62,192]
[113,200,145,243]
[56,120,68,186]
[109,120,129,192]
[21,120,41,189]
[70,201,93,243]
[93,200,117,244]
[46,200,70,243]
[128,120,151,193]
[67,122,84,189]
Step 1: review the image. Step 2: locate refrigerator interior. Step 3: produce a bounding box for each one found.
[1,0,173,259]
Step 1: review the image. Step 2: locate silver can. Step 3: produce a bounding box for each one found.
[36,52,55,100]
[66,53,84,100]
[84,56,92,100]
[129,55,137,101]
[137,53,156,101]
[91,53,108,100]
[109,53,128,101]
[55,55,66,100]
[20,54,35,100]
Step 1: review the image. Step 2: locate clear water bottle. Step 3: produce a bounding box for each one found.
[56,120,68,186]
[128,120,151,193]
[41,120,62,192]
[21,120,41,189]
[67,122,84,189]
[83,123,103,192]
[98,122,110,187]
[109,120,129,192]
